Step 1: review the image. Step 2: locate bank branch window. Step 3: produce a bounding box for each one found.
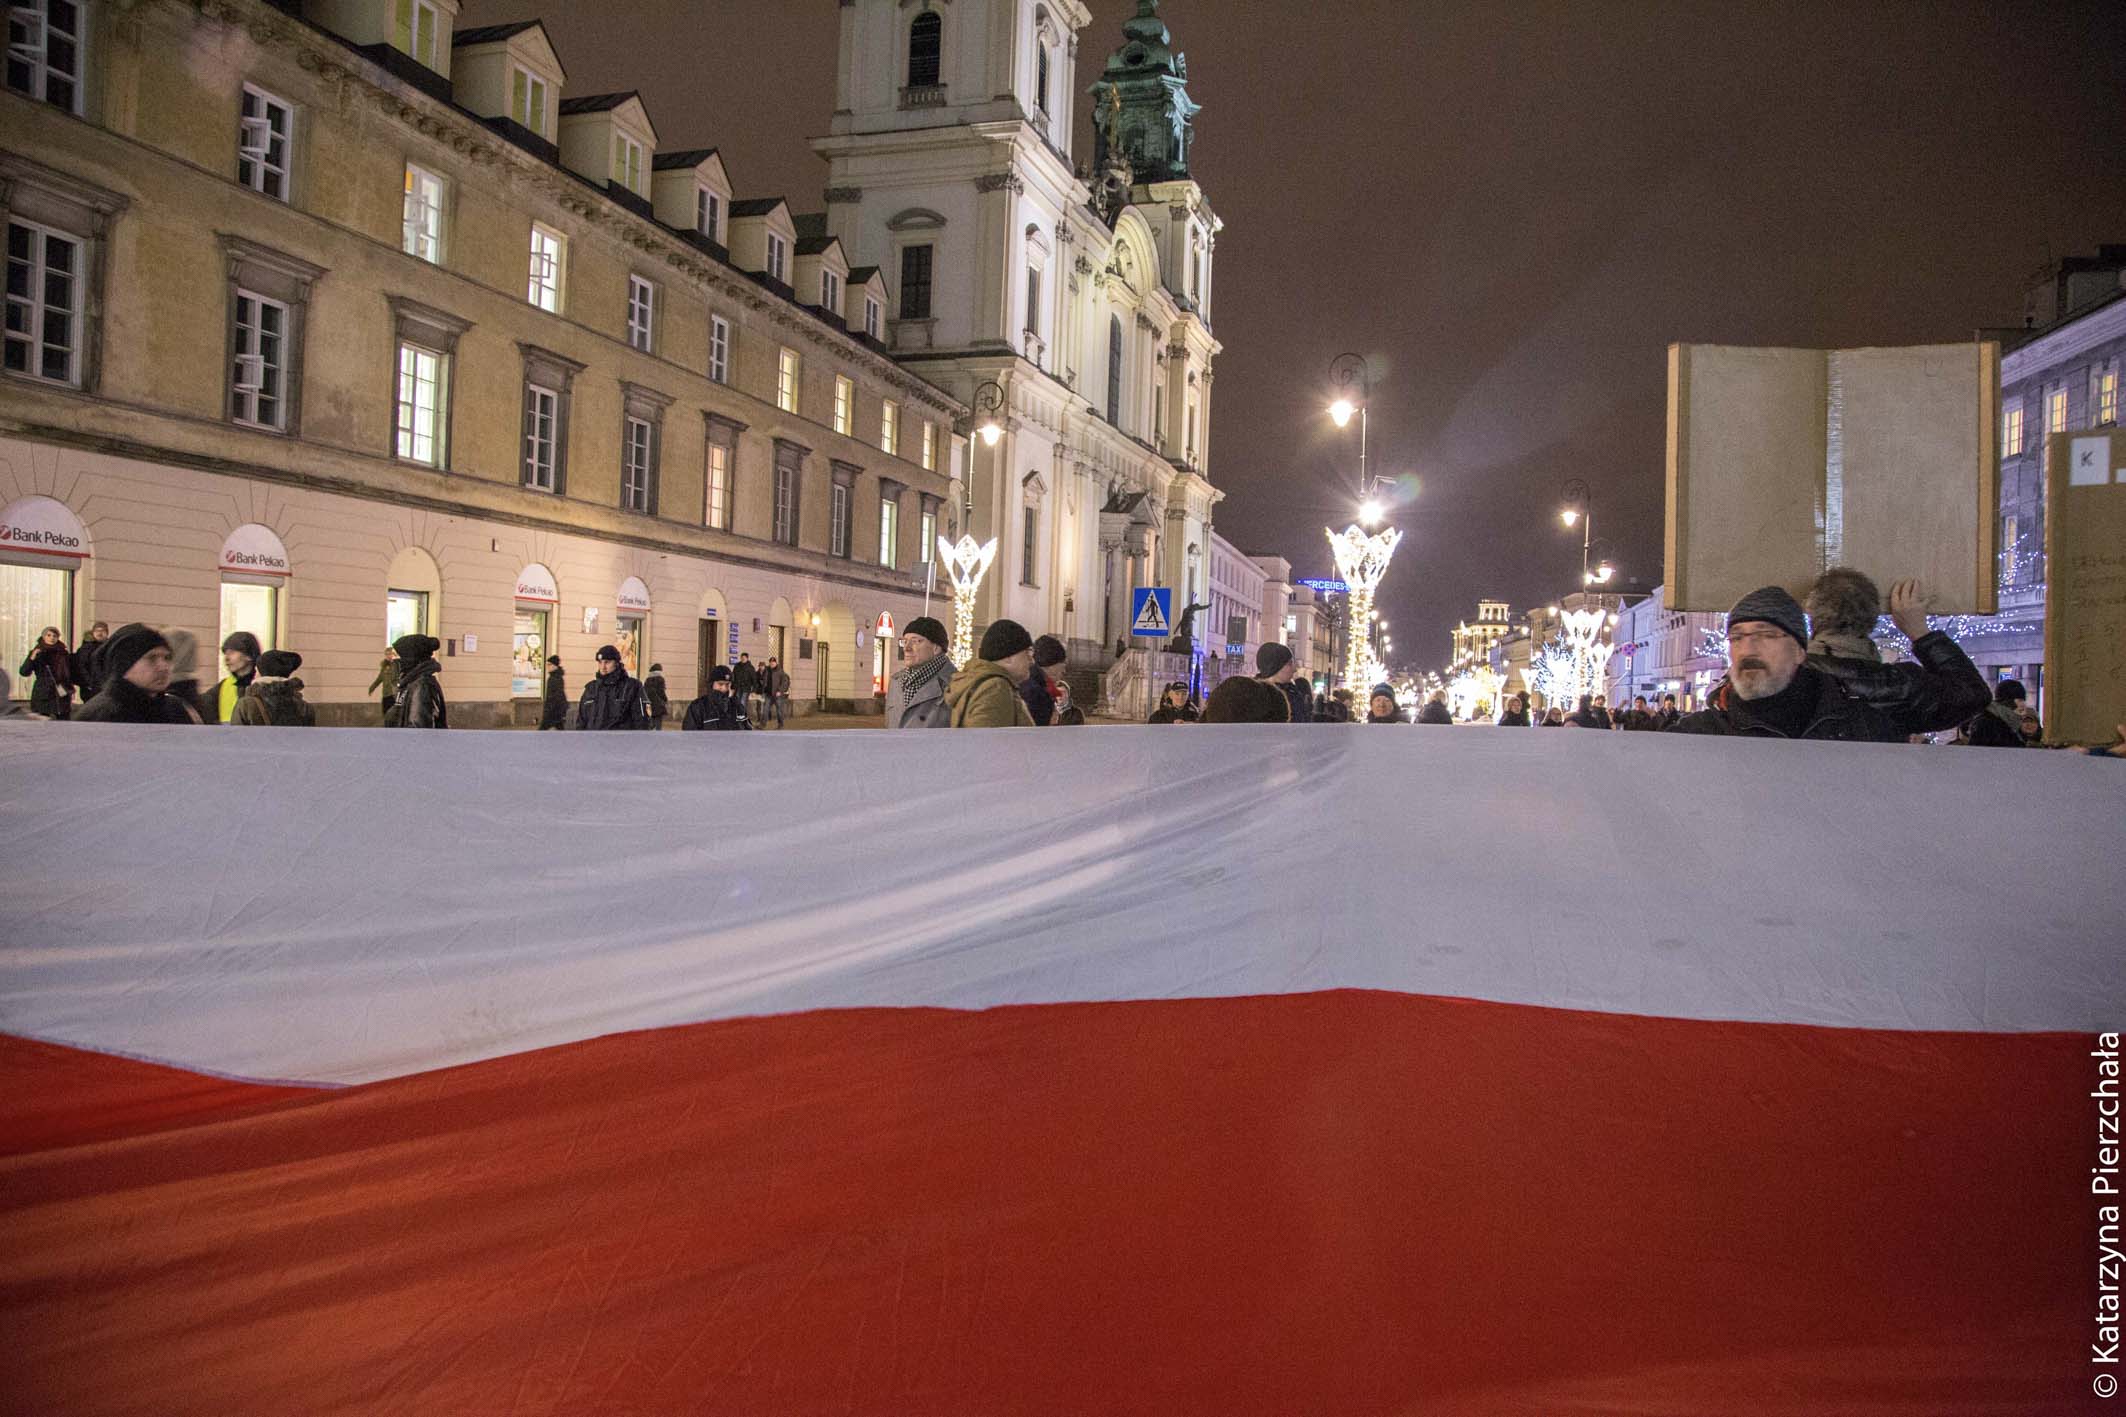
[1,561,72,691]
[219,582,278,656]
[512,607,548,697]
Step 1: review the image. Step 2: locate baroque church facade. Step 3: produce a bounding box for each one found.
[816,0,1225,665]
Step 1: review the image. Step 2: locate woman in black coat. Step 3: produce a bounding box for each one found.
[539,656,568,730]
[17,626,75,719]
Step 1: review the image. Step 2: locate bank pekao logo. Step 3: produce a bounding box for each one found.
[1,522,85,552]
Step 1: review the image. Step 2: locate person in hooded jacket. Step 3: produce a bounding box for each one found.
[539,656,568,729]
[385,635,447,728]
[213,631,261,723]
[945,620,1038,728]
[1802,569,1990,737]
[73,624,196,724]
[1148,682,1198,724]
[17,626,75,719]
[682,664,752,730]
[1498,693,1532,726]
[644,663,670,728]
[1670,587,1900,742]
[884,616,955,729]
[231,650,317,726]
[577,644,652,729]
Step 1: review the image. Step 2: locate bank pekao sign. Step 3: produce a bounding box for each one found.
[219,523,291,577]
[0,496,91,560]
[513,563,559,604]
[616,576,651,614]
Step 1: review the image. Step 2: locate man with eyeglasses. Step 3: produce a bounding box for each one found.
[1669,586,1900,742]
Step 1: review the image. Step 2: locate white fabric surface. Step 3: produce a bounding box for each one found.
[1,720,2120,1085]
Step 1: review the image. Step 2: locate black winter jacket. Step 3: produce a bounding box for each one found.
[1416,701,1453,725]
[386,658,448,728]
[74,676,196,724]
[1805,631,1990,737]
[577,671,651,730]
[644,674,670,721]
[539,669,568,729]
[1277,680,1313,724]
[1668,665,1901,742]
[681,690,752,731]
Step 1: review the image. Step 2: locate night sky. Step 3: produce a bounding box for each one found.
[458,0,2126,666]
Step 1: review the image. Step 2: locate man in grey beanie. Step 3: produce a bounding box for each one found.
[1669,585,1900,742]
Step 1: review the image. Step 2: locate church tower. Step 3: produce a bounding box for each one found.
[1088,0,1201,188]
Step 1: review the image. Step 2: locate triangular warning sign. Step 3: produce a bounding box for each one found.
[1132,593,1169,635]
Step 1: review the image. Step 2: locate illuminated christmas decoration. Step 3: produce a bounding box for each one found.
[936,533,999,665]
[1528,639,1577,710]
[1326,523,1403,697]
[1448,666,1504,721]
[1558,607,1615,704]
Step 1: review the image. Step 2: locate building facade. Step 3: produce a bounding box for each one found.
[1199,529,1266,683]
[1449,599,1510,674]
[814,0,1224,672]
[1976,251,2126,701]
[0,0,964,721]
[1603,588,1725,710]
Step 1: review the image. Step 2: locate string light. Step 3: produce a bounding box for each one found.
[936,534,998,666]
[1327,523,1403,696]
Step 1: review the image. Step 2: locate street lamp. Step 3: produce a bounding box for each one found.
[1326,353,1401,694]
[1560,478,1593,586]
[971,380,1005,448]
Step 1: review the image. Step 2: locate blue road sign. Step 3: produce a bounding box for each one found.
[1130,586,1173,638]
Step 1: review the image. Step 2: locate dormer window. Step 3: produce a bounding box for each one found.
[510,66,548,137]
[766,232,788,284]
[864,296,881,340]
[394,0,442,69]
[821,269,840,315]
[908,11,943,88]
[695,188,720,242]
[611,133,643,195]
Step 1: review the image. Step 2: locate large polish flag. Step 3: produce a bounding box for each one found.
[1,723,2120,1415]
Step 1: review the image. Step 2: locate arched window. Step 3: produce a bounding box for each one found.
[1106,316,1124,426]
[908,12,942,89]
[1035,45,1051,115]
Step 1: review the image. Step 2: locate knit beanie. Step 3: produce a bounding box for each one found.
[709,665,732,685]
[1032,634,1068,668]
[1255,641,1295,676]
[1726,586,1809,650]
[595,644,622,663]
[904,616,948,651]
[259,650,302,677]
[978,619,1033,662]
[221,630,262,661]
[393,633,438,662]
[1203,675,1292,724]
[101,623,170,683]
[1994,678,2027,704]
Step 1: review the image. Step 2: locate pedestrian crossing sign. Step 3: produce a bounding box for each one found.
[1130,587,1172,638]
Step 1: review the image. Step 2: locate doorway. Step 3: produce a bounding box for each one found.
[696,617,720,697]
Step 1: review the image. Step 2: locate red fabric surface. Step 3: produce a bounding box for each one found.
[0,992,2095,1414]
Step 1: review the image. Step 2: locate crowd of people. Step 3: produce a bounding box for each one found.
[9,569,2120,754]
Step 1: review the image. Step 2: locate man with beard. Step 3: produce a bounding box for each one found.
[1670,587,1898,742]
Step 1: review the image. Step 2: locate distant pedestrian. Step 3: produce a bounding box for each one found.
[1658,693,1680,729]
[884,616,954,729]
[539,656,568,729]
[1589,695,1615,730]
[682,665,752,731]
[761,656,792,728]
[1368,685,1407,724]
[732,653,761,720]
[368,651,399,722]
[1019,634,1068,726]
[384,634,447,728]
[1054,680,1087,726]
[1541,707,1566,726]
[213,631,261,723]
[1148,681,1197,724]
[577,644,651,730]
[1255,642,1311,724]
[16,626,75,719]
[73,621,111,700]
[1498,693,1531,726]
[945,619,1038,728]
[644,663,670,729]
[1416,691,1452,725]
[74,624,196,724]
[231,650,316,726]
[1204,674,1293,723]
[1621,696,1658,730]
[1961,679,2034,748]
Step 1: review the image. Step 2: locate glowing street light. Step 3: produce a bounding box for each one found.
[1358,497,1385,527]
[971,380,1006,448]
[1329,397,1357,429]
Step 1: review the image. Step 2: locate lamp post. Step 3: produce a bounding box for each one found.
[1326,353,1401,694]
[1560,478,1594,586]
